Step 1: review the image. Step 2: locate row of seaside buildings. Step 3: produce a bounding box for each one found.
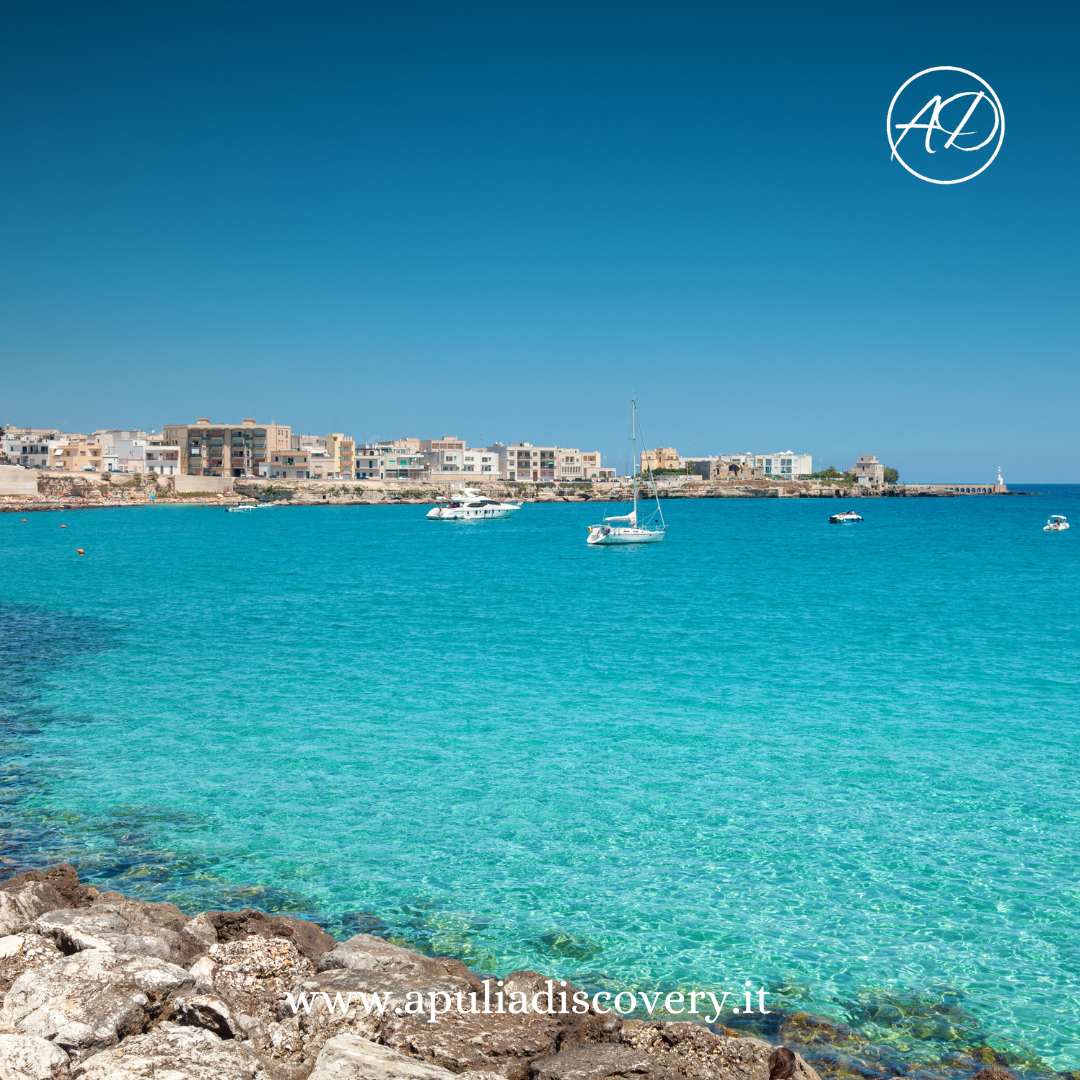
[643,447,894,488]
[0,419,618,484]
[3,418,872,486]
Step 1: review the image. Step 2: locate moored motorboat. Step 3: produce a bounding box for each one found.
[227,503,257,513]
[1043,514,1070,532]
[829,510,863,524]
[427,488,522,520]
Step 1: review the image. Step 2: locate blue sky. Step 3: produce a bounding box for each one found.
[1,4,1077,480]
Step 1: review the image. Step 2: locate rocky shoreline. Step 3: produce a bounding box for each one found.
[0,865,820,1080]
[0,865,1055,1080]
[0,469,1029,515]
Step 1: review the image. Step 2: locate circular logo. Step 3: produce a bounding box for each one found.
[886,66,1004,185]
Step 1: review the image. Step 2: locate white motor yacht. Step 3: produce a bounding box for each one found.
[427,488,523,521]
[829,510,863,524]
[1043,514,1070,532]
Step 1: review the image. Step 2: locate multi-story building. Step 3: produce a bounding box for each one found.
[285,434,357,480]
[264,449,314,479]
[325,433,356,480]
[494,443,605,483]
[94,430,182,475]
[754,451,813,480]
[48,436,104,473]
[422,436,500,480]
[163,418,292,477]
[95,429,148,473]
[0,428,62,469]
[145,437,181,476]
[640,447,685,473]
[355,439,427,481]
[851,454,886,488]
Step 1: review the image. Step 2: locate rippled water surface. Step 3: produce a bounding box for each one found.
[2,491,1078,1070]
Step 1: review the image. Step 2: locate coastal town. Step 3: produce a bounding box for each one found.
[0,417,1009,510]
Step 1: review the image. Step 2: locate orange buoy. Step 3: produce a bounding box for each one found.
[76,548,85,556]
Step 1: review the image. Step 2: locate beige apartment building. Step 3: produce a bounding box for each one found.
[264,449,314,479]
[640,447,685,473]
[496,443,605,483]
[163,418,292,477]
[289,433,357,479]
[48,436,103,473]
[326,433,356,479]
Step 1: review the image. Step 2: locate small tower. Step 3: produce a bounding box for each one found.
[995,466,1007,493]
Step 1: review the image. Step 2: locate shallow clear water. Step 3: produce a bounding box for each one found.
[2,491,1078,1071]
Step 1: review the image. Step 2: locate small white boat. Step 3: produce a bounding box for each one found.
[587,400,666,546]
[227,503,257,513]
[829,510,863,524]
[427,488,522,521]
[1043,514,1070,532]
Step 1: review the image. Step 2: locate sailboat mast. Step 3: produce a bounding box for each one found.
[631,398,639,519]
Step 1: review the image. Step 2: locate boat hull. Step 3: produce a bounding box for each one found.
[427,506,517,520]
[586,526,666,546]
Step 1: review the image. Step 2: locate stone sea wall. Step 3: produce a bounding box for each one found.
[0,864,826,1080]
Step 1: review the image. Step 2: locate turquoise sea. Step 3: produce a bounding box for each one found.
[2,491,1078,1073]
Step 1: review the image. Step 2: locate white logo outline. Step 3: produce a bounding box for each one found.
[886,66,1005,185]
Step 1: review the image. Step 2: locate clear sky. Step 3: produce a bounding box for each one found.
[1,4,1077,480]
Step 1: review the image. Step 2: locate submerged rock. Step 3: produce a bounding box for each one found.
[71,1022,267,1079]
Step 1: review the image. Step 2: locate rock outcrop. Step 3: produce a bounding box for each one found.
[72,1022,267,1079]
[2,949,193,1060]
[0,1032,71,1080]
[0,864,830,1080]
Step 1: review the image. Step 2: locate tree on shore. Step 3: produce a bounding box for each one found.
[884,466,899,484]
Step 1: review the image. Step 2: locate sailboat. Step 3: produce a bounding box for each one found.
[586,400,666,546]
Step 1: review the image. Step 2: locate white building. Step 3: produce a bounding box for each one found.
[754,451,813,480]
[421,436,500,480]
[494,443,605,483]
[355,439,427,481]
[94,430,181,475]
[1,428,62,469]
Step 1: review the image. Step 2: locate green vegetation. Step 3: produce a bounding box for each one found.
[884,466,900,484]
[810,466,851,482]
